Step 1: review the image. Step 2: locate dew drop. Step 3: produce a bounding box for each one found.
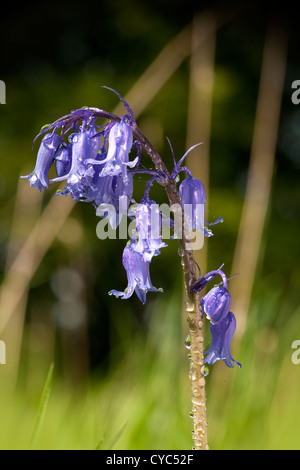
[184,334,191,350]
[185,300,194,312]
[178,246,184,257]
[190,367,198,381]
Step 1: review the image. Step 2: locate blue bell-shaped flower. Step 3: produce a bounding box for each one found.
[109,241,163,303]
[21,132,62,191]
[204,311,241,368]
[179,176,206,234]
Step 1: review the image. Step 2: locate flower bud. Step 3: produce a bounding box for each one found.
[179,177,206,233]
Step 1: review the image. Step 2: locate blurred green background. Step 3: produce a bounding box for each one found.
[0,0,300,450]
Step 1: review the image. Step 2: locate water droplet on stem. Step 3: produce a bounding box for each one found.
[184,334,191,350]
[185,300,194,312]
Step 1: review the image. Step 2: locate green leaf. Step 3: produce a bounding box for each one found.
[96,421,127,450]
[29,363,54,449]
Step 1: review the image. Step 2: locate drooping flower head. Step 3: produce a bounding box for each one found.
[22,89,168,306]
[22,88,140,208]
[204,311,242,368]
[179,176,206,234]
[51,126,102,201]
[21,132,62,191]
[97,118,138,182]
[169,142,223,237]
[109,241,163,303]
[193,267,231,324]
[191,266,241,368]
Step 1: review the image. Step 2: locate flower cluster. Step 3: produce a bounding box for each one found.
[191,267,241,368]
[21,87,239,368]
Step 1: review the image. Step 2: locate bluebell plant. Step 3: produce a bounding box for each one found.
[21,87,241,450]
[191,267,241,368]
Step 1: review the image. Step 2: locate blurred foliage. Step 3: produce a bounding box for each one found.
[0,0,300,450]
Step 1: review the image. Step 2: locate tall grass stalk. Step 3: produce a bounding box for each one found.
[29,363,54,449]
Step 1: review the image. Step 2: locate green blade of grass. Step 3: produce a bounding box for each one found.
[29,363,54,449]
[96,421,127,450]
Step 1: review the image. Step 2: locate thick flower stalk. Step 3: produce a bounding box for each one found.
[21,87,241,450]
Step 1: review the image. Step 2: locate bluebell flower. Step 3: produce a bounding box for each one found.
[204,311,242,368]
[169,143,208,233]
[179,176,207,235]
[131,200,167,262]
[54,144,72,177]
[109,241,163,303]
[195,267,231,324]
[23,89,140,208]
[169,143,222,237]
[21,132,62,191]
[50,127,101,201]
[86,118,138,184]
[191,266,241,368]
[95,173,134,229]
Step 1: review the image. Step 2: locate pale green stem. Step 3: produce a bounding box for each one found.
[133,124,209,450]
[185,290,209,450]
[181,246,209,450]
